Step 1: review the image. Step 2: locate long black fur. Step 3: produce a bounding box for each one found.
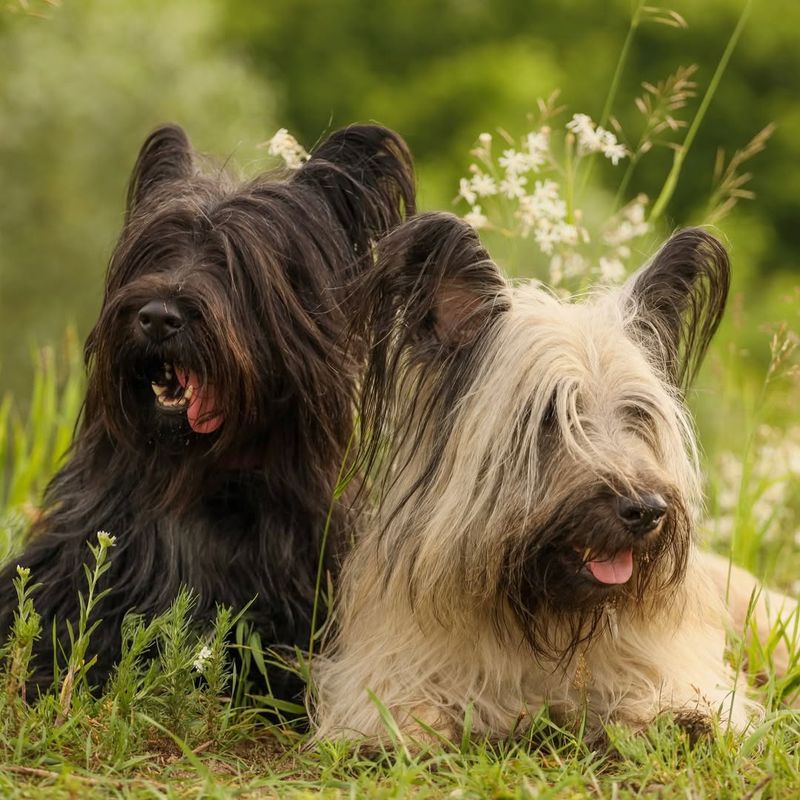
[0,123,415,699]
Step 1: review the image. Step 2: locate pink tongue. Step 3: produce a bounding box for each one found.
[587,549,634,585]
[176,369,224,435]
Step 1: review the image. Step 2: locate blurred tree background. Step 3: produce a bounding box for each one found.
[1,0,799,402]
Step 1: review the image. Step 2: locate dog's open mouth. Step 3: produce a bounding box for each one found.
[576,547,634,585]
[150,362,224,434]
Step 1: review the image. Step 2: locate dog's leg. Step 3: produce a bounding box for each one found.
[583,556,759,736]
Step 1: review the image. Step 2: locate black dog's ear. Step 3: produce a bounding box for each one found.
[626,228,730,392]
[362,211,510,357]
[293,124,416,259]
[126,124,193,220]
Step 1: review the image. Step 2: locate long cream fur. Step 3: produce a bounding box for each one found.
[313,218,796,745]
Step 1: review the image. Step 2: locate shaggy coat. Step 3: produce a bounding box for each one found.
[313,212,796,744]
[0,123,415,699]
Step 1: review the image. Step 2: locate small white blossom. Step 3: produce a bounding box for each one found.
[478,132,492,148]
[598,257,626,284]
[193,644,212,674]
[562,251,587,278]
[524,128,550,168]
[603,141,628,166]
[458,177,477,205]
[499,148,533,176]
[264,128,309,170]
[464,205,488,229]
[533,220,579,255]
[499,173,528,199]
[566,113,595,140]
[549,255,564,286]
[604,195,650,248]
[469,172,497,197]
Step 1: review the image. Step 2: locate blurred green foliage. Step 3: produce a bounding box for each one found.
[1,0,799,403]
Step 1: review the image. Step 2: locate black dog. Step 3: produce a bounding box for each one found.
[0,123,415,698]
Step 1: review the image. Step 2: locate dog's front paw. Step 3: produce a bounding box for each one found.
[671,709,713,745]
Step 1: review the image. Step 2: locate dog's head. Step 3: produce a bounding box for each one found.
[356,212,729,656]
[82,123,414,506]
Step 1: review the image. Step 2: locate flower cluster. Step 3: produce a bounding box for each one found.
[456,110,647,290]
[263,128,309,170]
[566,113,628,164]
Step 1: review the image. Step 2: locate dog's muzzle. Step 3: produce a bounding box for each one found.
[138,299,184,343]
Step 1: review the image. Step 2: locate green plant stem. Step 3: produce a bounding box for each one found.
[564,133,575,223]
[613,152,641,210]
[649,0,752,222]
[600,1,644,129]
[307,428,356,663]
[578,0,644,199]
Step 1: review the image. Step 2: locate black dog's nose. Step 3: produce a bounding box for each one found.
[138,300,184,342]
[615,492,667,535]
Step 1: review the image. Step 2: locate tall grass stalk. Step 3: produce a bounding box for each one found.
[307,428,356,664]
[577,0,644,198]
[649,0,753,222]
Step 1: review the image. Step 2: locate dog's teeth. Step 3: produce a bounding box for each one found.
[183,384,194,401]
[151,383,166,397]
[583,548,592,562]
[177,397,187,407]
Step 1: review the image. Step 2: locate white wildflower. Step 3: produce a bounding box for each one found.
[532,178,561,203]
[598,257,626,284]
[464,205,488,230]
[478,132,492,148]
[549,255,564,286]
[562,251,587,279]
[517,180,565,235]
[625,196,647,226]
[566,113,596,141]
[458,177,477,205]
[499,173,528,199]
[193,644,212,674]
[533,220,578,255]
[602,140,628,166]
[499,148,534,176]
[524,128,550,168]
[566,114,626,164]
[264,128,309,170]
[604,195,650,248]
[469,172,497,197]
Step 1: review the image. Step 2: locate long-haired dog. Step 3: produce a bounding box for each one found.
[0,123,415,698]
[313,212,797,743]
